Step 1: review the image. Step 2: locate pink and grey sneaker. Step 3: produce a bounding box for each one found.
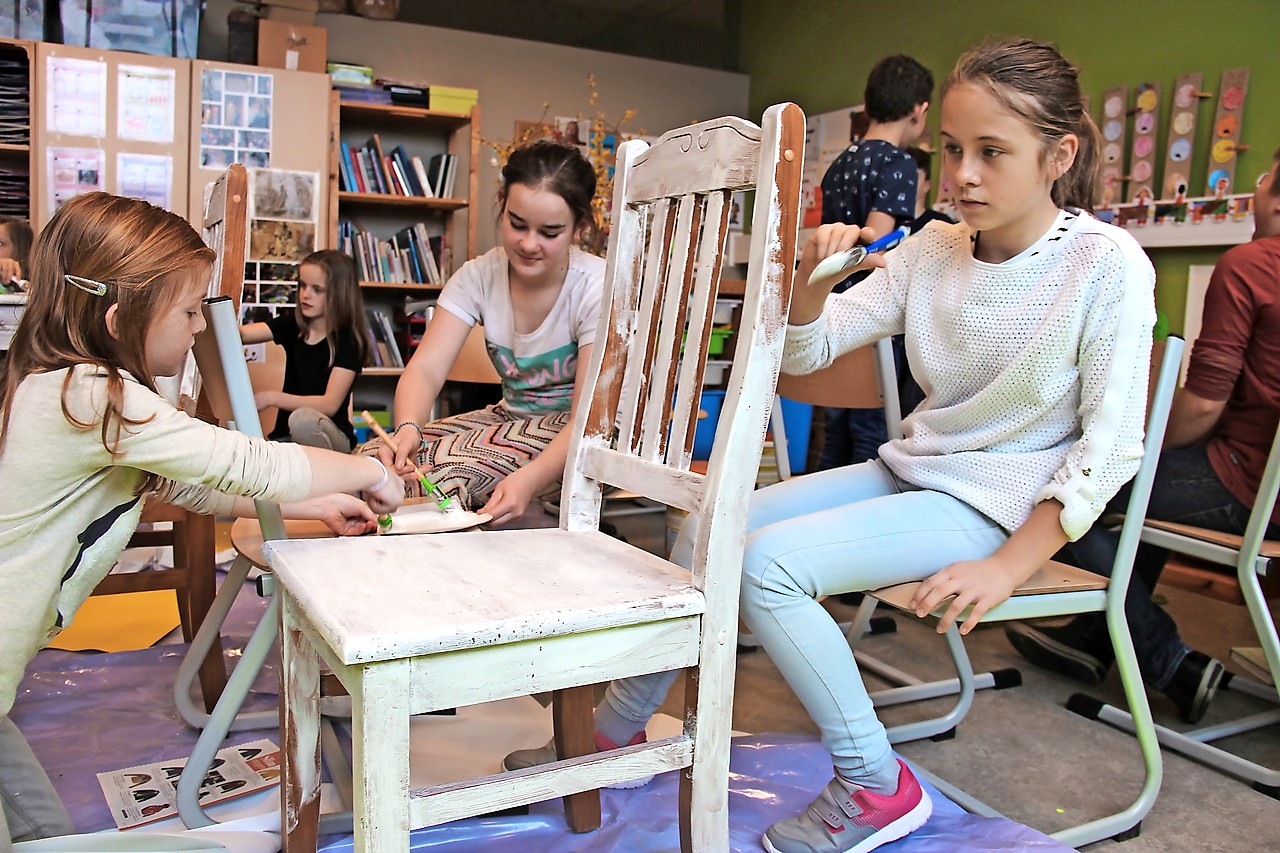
[763,760,932,853]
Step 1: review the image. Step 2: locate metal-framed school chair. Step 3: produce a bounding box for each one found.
[1070,420,1280,797]
[861,335,1184,847]
[264,103,804,853]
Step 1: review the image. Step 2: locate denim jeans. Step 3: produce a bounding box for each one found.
[1056,444,1280,691]
[605,460,1007,782]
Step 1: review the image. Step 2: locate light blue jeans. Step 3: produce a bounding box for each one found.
[602,460,1007,782]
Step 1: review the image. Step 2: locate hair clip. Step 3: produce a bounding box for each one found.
[65,274,108,297]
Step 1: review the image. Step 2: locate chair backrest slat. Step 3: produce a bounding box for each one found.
[561,104,805,599]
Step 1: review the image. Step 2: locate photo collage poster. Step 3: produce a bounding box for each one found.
[240,168,320,325]
[199,68,272,171]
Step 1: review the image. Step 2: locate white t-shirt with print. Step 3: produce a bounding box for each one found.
[436,246,605,417]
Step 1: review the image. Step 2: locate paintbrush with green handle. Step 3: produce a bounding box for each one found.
[360,412,455,523]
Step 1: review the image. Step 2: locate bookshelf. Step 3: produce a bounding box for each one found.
[329,96,479,386]
[0,38,34,221]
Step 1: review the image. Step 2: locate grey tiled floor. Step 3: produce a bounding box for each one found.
[611,508,1280,852]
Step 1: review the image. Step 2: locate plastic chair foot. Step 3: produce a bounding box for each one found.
[991,667,1022,689]
[929,727,957,742]
[867,616,897,635]
[1067,692,1106,720]
[1252,781,1280,800]
[1111,821,1142,842]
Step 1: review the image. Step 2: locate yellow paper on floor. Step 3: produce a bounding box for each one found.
[48,590,182,653]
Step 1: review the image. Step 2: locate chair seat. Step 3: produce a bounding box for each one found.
[265,528,705,666]
[1143,518,1280,560]
[229,516,336,569]
[873,560,1109,618]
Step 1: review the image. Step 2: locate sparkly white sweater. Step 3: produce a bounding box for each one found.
[783,210,1156,540]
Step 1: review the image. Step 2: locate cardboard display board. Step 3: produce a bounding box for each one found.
[1162,72,1205,199]
[1128,82,1160,203]
[1206,67,1249,195]
[32,42,190,229]
[1098,85,1128,207]
[190,60,331,317]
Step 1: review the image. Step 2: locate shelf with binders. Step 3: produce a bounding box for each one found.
[0,38,34,220]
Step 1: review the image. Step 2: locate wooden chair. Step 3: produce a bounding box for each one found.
[87,166,252,715]
[1071,420,1280,797]
[863,336,1184,847]
[265,103,804,853]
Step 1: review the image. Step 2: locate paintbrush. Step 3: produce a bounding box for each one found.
[360,412,456,520]
[807,225,911,287]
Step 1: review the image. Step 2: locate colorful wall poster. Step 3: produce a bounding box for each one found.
[199,68,272,169]
[47,55,106,137]
[117,153,172,211]
[47,147,104,213]
[117,65,176,143]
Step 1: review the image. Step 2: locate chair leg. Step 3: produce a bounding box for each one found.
[280,591,324,853]
[1050,614,1162,848]
[552,685,602,832]
[681,657,734,852]
[176,511,227,713]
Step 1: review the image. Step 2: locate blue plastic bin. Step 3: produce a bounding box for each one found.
[692,391,813,472]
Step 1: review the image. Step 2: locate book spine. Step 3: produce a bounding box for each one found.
[411,156,434,198]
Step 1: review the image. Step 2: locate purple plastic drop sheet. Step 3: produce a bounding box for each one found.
[12,575,1069,852]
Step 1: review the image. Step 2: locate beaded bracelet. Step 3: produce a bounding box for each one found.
[394,421,423,442]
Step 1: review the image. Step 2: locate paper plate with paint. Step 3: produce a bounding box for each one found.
[377,500,491,535]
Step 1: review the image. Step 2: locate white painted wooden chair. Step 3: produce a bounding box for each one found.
[1072,419,1280,797]
[866,336,1184,847]
[264,102,805,852]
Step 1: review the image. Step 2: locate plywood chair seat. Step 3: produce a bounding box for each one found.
[874,561,1109,617]
[270,104,804,852]
[229,516,335,570]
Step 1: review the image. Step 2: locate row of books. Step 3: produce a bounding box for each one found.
[338,134,458,199]
[339,220,449,286]
[365,309,404,368]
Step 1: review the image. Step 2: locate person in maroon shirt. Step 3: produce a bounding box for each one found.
[1006,145,1280,724]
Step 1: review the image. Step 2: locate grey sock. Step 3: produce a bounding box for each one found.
[593,698,646,748]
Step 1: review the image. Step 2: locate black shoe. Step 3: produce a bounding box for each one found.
[1162,651,1224,724]
[1005,620,1114,684]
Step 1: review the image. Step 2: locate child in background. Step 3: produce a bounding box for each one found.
[0,216,33,291]
[368,140,603,525]
[506,38,1156,853]
[0,193,403,845]
[817,54,933,471]
[241,249,370,451]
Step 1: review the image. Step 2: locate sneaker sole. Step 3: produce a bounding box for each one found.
[1184,658,1226,724]
[761,790,933,853]
[498,758,654,790]
[1006,625,1109,684]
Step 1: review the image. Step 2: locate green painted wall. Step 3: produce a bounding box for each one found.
[739,0,1280,332]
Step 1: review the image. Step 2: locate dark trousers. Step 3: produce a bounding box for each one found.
[1058,444,1279,690]
[816,336,924,471]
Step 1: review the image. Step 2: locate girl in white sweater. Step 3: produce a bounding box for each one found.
[507,37,1156,853]
[0,192,404,844]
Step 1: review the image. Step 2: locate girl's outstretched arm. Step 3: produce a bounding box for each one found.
[299,446,404,514]
[477,342,594,526]
[790,223,886,326]
[228,491,379,536]
[908,499,1069,635]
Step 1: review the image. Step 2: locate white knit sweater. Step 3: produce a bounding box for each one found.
[783,210,1156,540]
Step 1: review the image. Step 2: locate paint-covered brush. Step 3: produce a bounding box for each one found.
[359,412,456,515]
[807,226,911,288]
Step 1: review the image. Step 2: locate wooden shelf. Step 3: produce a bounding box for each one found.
[358,280,442,292]
[0,143,29,153]
[363,366,406,377]
[338,100,472,130]
[338,191,467,210]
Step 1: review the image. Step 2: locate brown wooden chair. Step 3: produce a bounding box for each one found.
[88,165,250,714]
